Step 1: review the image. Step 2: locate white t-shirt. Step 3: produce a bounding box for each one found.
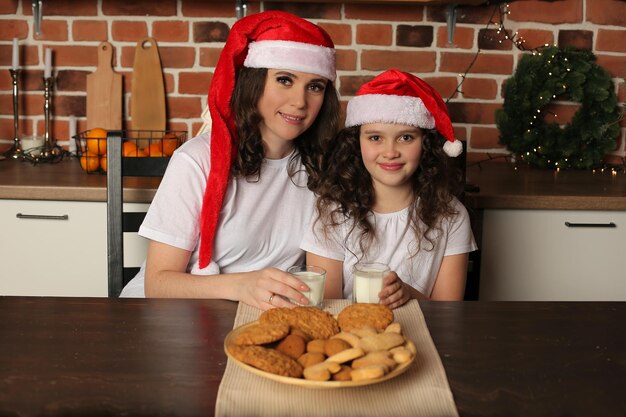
[300,198,477,298]
[120,132,316,297]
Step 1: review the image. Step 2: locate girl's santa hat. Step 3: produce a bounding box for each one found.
[345,69,462,158]
[199,11,336,268]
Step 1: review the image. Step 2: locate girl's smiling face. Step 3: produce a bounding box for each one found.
[359,123,424,194]
[257,69,328,155]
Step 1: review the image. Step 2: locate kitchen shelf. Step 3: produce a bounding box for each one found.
[249,0,488,4]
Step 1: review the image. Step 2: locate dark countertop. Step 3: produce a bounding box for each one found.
[465,160,626,210]
[1,157,625,209]
[0,157,160,203]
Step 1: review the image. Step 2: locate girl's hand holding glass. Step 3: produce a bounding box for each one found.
[378,271,416,309]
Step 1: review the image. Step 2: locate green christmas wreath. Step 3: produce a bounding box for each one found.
[496,46,621,169]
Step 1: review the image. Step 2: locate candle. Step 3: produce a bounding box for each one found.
[12,38,19,70]
[44,48,52,78]
[69,116,76,138]
[68,116,77,154]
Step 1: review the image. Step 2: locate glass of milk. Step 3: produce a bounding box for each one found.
[287,265,326,307]
[352,262,390,304]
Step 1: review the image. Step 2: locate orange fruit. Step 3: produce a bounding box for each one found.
[86,127,108,156]
[161,132,179,156]
[122,140,139,157]
[80,152,100,172]
[145,142,163,156]
[100,155,107,172]
[149,149,165,158]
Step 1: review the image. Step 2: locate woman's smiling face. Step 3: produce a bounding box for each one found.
[257,69,328,148]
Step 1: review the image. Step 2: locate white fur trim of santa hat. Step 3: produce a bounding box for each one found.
[345,94,436,130]
[244,40,336,81]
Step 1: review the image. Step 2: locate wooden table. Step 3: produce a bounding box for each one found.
[0,297,624,417]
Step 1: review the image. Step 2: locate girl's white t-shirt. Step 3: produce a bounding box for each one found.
[120,132,315,297]
[300,198,477,298]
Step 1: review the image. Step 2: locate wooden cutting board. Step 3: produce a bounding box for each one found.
[131,37,166,148]
[86,41,122,131]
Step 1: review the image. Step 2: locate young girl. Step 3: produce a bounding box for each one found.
[301,69,477,309]
[120,11,340,310]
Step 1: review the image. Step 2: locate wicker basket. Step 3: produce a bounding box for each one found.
[74,129,187,174]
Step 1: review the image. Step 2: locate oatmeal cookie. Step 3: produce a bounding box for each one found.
[231,322,290,346]
[228,345,303,378]
[260,307,340,340]
[337,303,394,332]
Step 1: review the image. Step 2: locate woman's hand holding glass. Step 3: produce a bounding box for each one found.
[240,267,311,311]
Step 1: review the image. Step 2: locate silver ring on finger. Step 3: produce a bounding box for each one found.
[268,293,275,305]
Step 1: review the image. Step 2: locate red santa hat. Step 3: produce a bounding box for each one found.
[199,11,336,268]
[345,69,462,157]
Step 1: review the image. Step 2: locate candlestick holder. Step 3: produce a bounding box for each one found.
[3,69,22,159]
[20,75,64,164]
[42,77,53,153]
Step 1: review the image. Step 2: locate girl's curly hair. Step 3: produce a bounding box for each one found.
[315,125,463,257]
[230,67,340,190]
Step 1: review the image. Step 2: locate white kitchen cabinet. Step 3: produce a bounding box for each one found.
[122,203,150,269]
[479,209,626,301]
[0,199,107,296]
[0,200,150,297]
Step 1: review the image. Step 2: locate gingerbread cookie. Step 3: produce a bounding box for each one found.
[297,352,326,368]
[337,303,394,332]
[228,345,303,378]
[332,365,353,381]
[324,338,351,357]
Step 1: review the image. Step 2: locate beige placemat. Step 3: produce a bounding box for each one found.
[215,300,458,417]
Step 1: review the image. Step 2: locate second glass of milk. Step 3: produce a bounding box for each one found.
[287,265,326,307]
[352,262,390,303]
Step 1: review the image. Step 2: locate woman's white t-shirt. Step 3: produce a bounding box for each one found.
[120,132,316,297]
[300,198,477,298]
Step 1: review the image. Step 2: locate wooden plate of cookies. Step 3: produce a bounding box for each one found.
[223,304,416,389]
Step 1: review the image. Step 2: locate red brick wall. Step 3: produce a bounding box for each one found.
[1,0,624,164]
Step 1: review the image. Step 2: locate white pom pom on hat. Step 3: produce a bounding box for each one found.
[345,69,462,157]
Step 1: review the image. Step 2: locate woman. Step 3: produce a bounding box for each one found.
[121,11,340,310]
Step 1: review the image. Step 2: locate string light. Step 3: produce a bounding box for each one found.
[452,2,625,173]
[446,3,542,103]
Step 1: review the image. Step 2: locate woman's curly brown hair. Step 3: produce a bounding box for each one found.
[230,67,340,190]
[315,125,463,258]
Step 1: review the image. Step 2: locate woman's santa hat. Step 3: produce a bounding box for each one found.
[345,69,462,157]
[199,11,336,268]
